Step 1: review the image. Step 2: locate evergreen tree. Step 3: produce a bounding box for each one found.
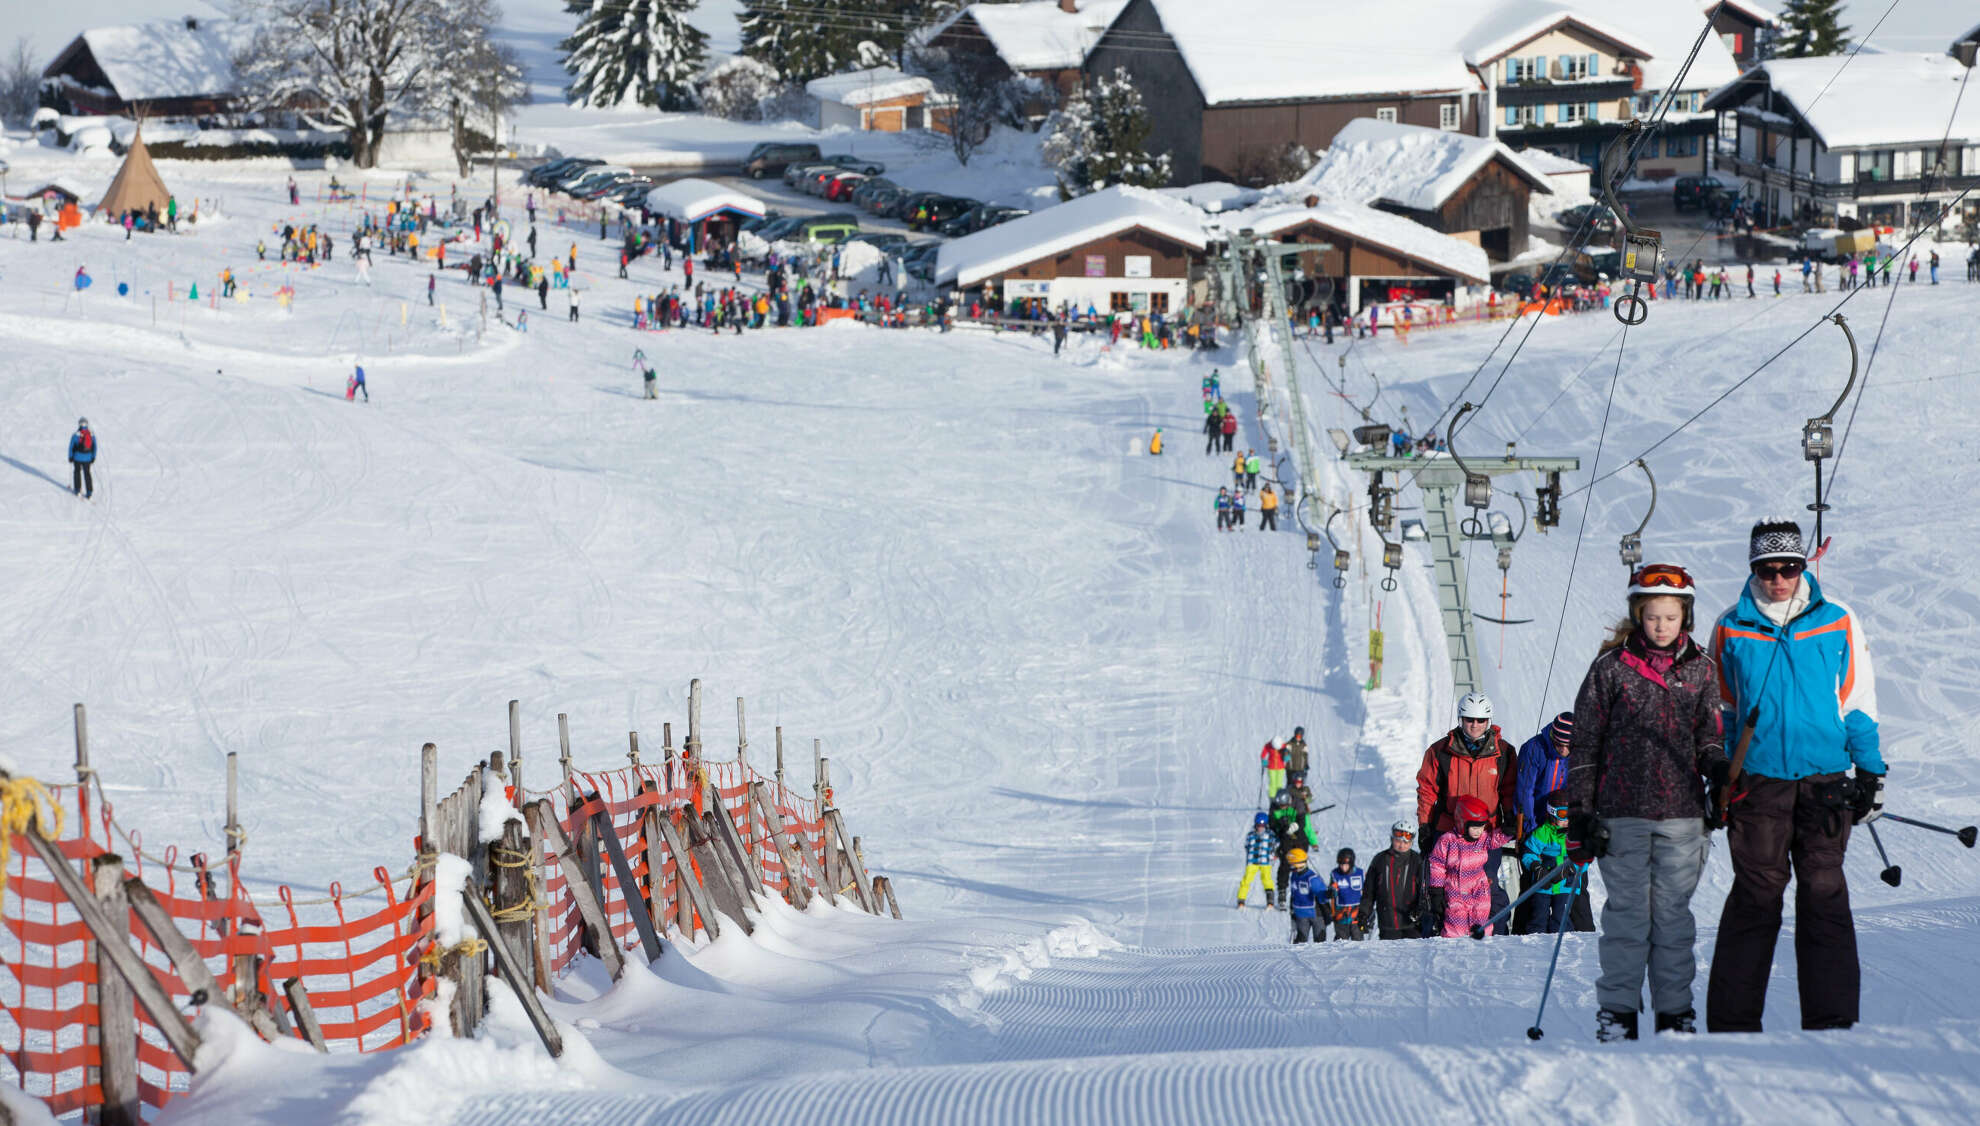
[562,0,708,109]
[740,0,860,85]
[1777,0,1849,58]
[1041,67,1173,197]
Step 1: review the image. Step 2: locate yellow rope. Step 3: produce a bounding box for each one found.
[1,776,66,918]
[417,936,490,968]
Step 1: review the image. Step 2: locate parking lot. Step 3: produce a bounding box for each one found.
[634,168,932,240]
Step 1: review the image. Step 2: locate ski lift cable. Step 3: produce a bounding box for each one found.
[1797,0,1908,120]
[1529,320,1631,735]
[1559,184,1974,501]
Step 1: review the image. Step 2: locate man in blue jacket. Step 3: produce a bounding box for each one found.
[68,418,96,498]
[1706,518,1884,1032]
[1512,712,1593,933]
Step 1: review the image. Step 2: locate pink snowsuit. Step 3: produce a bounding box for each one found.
[1429,827,1511,937]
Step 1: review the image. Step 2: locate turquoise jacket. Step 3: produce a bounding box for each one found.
[1709,574,1882,779]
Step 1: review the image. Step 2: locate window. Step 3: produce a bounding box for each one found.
[1375,107,1397,123]
[1508,104,1539,127]
[1722,32,1743,55]
[1505,57,1535,83]
[1109,291,1131,312]
[1557,53,1592,81]
[1665,134,1698,158]
[1858,150,1893,182]
[1558,102,1586,125]
[1439,103,1460,131]
[1150,291,1170,314]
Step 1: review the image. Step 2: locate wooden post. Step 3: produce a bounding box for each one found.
[489,818,535,990]
[685,680,703,781]
[628,731,641,767]
[813,740,823,809]
[420,743,439,854]
[774,727,786,795]
[826,809,876,912]
[527,800,624,979]
[508,699,524,808]
[635,780,672,936]
[73,703,90,830]
[588,799,664,964]
[557,713,575,810]
[707,798,762,894]
[225,750,240,881]
[735,697,748,778]
[873,875,903,920]
[458,887,564,1058]
[282,978,330,1052]
[124,878,226,1005]
[93,856,140,1126]
[16,825,201,1068]
[750,782,823,908]
[652,808,720,939]
[662,723,675,792]
[684,806,752,935]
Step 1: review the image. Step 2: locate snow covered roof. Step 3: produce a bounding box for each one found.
[642,179,765,223]
[1141,0,1483,104]
[804,68,933,106]
[1711,0,1778,26]
[1569,0,1741,94]
[936,186,1206,286]
[1219,197,1492,284]
[935,0,1129,72]
[1515,146,1595,176]
[1461,3,1654,66]
[54,20,248,102]
[1158,181,1264,214]
[1705,53,1980,149]
[1301,119,1552,212]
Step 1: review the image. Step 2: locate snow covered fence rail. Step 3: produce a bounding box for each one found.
[0,685,897,1120]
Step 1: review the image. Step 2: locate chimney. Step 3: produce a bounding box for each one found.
[1304,194,1319,208]
[1059,0,1077,13]
[185,16,200,30]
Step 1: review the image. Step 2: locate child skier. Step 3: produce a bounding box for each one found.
[1427,795,1512,937]
[1326,848,1366,940]
[1244,450,1262,490]
[1270,789,1318,894]
[1366,821,1428,939]
[347,365,368,402]
[1285,849,1322,943]
[1215,487,1232,531]
[1231,489,1246,528]
[1149,428,1163,456]
[1238,813,1277,909]
[1260,738,1287,797]
[1232,451,1248,492]
[1521,792,1576,935]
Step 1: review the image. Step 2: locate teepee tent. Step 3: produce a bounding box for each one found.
[96,127,172,217]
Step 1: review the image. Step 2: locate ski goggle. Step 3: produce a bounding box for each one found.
[1546,805,1569,820]
[1752,560,1806,580]
[1630,563,1693,590]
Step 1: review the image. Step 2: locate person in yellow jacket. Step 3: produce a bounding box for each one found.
[1259,483,1280,531]
[1150,428,1164,456]
[1232,451,1248,492]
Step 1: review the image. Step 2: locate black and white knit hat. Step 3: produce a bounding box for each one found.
[1748,517,1806,565]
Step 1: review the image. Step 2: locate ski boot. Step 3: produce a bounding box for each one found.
[1265,892,1277,910]
[1654,1009,1697,1035]
[1596,1008,1639,1043]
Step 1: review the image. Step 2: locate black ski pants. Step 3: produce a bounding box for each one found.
[1205,431,1218,455]
[1222,432,1234,452]
[71,462,93,496]
[1707,772,1859,1032]
[1291,915,1321,944]
[1260,509,1277,531]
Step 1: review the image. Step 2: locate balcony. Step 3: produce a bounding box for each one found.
[1497,79,1635,107]
[1720,153,1980,200]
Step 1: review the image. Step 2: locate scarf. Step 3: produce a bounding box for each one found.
[1750,574,1811,628]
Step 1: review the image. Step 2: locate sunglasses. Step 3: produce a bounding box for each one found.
[1631,563,1693,589]
[1461,717,1490,725]
[1752,560,1806,580]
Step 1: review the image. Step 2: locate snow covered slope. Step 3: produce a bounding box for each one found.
[3,163,1979,1122]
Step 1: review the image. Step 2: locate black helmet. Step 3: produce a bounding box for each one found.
[1271,788,1291,808]
[1293,726,1305,737]
[1336,847,1355,866]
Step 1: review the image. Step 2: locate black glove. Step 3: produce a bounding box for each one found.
[1427,887,1448,916]
[1566,812,1608,864]
[1417,825,1435,852]
[1704,760,1732,831]
[1851,771,1885,825]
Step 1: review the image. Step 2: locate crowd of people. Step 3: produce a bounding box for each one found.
[1241,523,1886,1042]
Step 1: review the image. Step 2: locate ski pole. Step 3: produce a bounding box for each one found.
[1526,866,1582,1041]
[1881,813,1979,849]
[1865,822,1901,887]
[1472,858,1574,939]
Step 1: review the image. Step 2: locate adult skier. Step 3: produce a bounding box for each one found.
[1705,520,1883,1033]
[1566,562,1724,1041]
[68,418,97,498]
[1270,790,1318,895]
[1283,726,1310,788]
[1365,821,1428,939]
[1260,738,1287,801]
[1415,693,1517,855]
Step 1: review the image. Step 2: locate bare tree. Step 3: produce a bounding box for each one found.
[913,49,1036,167]
[424,0,526,175]
[0,37,40,128]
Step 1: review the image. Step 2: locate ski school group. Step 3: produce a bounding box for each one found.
[1240,518,1915,1043]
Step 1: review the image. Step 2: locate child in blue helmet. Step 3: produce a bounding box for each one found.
[1521,791,1576,935]
[1238,812,1277,909]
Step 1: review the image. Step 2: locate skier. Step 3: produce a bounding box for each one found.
[68,418,97,498]
[1244,450,1262,491]
[569,288,580,323]
[1520,793,1576,936]
[1230,488,1246,528]
[1260,738,1287,797]
[1203,404,1222,454]
[1215,487,1232,531]
[638,352,657,399]
[428,274,436,306]
[1705,521,1882,1034]
[1270,789,1317,894]
[1415,693,1517,855]
[537,276,549,310]
[1427,795,1511,938]
[347,365,369,402]
[1052,318,1068,355]
[1237,812,1277,909]
[1258,484,1278,531]
[1283,726,1309,788]
[1566,562,1724,1041]
[1325,848,1366,941]
[1149,428,1163,456]
[1220,409,1237,452]
[1232,451,1248,492]
[1285,849,1322,943]
[1366,821,1429,939]
[1513,712,1592,933]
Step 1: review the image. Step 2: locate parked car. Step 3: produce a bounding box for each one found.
[605,181,656,206]
[851,177,897,207]
[908,195,975,231]
[526,157,600,186]
[846,231,911,254]
[741,210,784,233]
[1672,175,1732,210]
[824,152,885,176]
[783,160,833,188]
[556,165,631,194]
[802,167,846,196]
[888,191,944,222]
[794,214,861,244]
[755,216,808,243]
[864,185,910,215]
[579,174,647,200]
[824,172,868,201]
[1555,202,1619,234]
[937,203,1028,237]
[744,141,823,180]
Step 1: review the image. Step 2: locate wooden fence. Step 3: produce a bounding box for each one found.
[0,680,897,1121]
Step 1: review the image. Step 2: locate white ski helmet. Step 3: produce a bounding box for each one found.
[1391,819,1414,838]
[1458,693,1493,720]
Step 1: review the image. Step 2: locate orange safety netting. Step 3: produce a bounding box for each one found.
[3,757,832,1118]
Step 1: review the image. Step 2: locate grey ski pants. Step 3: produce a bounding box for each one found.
[1596,817,1709,1015]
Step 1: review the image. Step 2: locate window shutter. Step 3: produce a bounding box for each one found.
[1505,105,1517,126]
[1587,52,1598,76]
[1533,55,1545,79]
[1557,54,1570,79]
[1587,101,1598,121]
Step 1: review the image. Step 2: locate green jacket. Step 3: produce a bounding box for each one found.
[1245,455,1262,473]
[1270,807,1319,850]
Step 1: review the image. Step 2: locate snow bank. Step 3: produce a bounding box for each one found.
[1301,118,1551,212]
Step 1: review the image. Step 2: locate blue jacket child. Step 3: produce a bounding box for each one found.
[1326,850,1366,939]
